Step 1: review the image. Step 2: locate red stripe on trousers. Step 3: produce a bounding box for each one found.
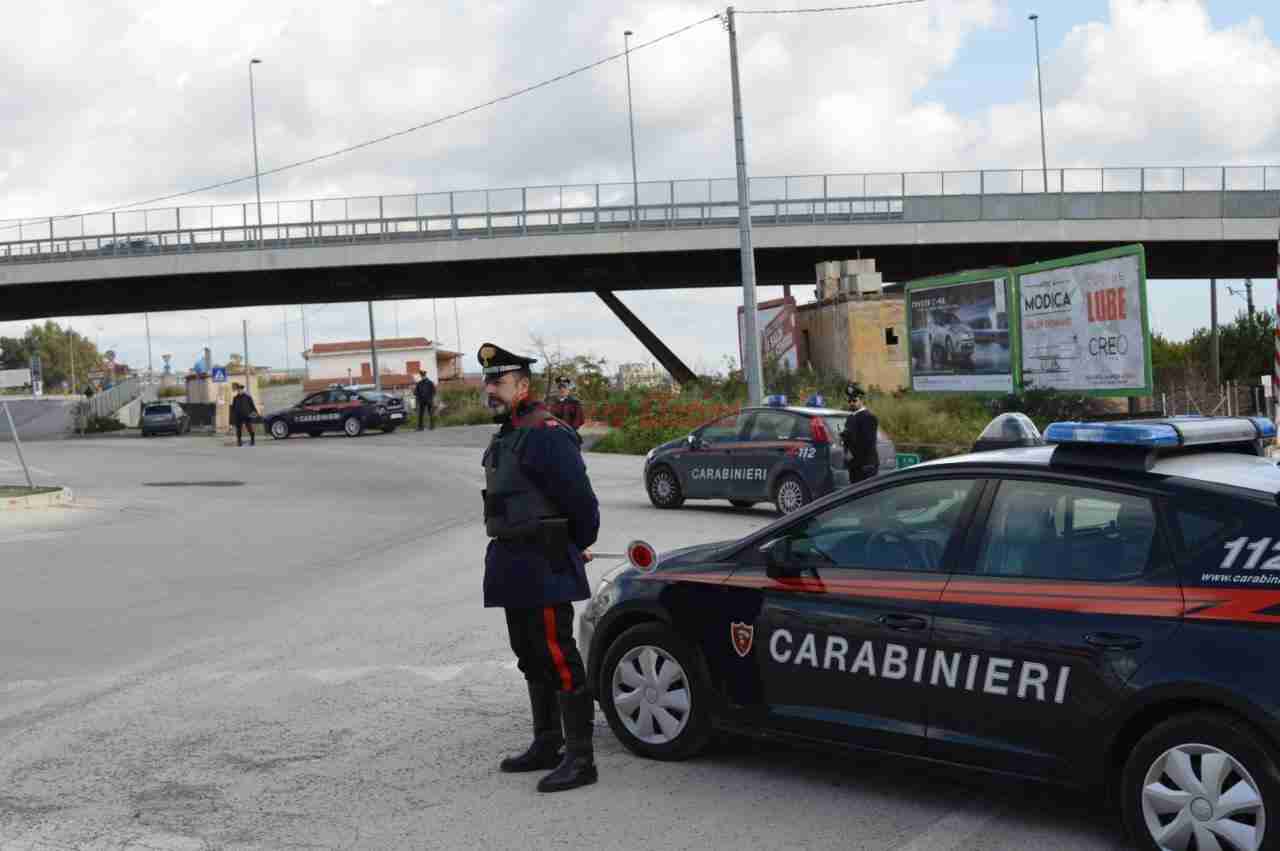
[543,607,573,692]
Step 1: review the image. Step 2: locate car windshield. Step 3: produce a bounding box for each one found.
[932,311,961,325]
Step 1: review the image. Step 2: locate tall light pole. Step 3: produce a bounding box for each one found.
[144,313,154,383]
[1029,14,1049,193]
[249,58,265,248]
[725,6,763,405]
[367,301,381,392]
[624,29,640,227]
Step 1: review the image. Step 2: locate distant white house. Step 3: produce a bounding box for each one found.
[302,337,461,393]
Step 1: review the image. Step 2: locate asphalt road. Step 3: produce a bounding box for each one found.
[0,428,1131,850]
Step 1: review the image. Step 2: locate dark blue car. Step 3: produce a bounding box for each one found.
[643,402,896,515]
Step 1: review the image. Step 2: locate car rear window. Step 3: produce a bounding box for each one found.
[144,405,171,415]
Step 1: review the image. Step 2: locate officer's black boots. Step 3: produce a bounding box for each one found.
[537,687,597,793]
[501,682,563,773]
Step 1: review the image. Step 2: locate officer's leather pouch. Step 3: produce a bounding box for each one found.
[538,518,570,571]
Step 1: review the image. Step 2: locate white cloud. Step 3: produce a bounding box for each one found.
[2,0,1278,374]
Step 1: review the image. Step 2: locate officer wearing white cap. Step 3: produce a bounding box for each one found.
[478,343,601,793]
[840,382,879,484]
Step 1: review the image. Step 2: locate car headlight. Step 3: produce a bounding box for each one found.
[645,448,656,463]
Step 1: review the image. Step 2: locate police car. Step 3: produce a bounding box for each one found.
[643,398,896,515]
[583,416,1280,851]
[263,385,406,439]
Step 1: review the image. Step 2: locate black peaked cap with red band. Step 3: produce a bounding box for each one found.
[477,342,537,378]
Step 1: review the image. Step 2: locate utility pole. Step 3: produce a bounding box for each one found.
[144,313,154,384]
[1030,14,1049,193]
[453,299,462,364]
[624,29,641,227]
[299,305,309,381]
[367,301,381,392]
[249,59,265,249]
[1210,279,1220,389]
[68,323,77,395]
[242,319,251,394]
[725,5,763,404]
[1246,278,1256,317]
[282,306,290,376]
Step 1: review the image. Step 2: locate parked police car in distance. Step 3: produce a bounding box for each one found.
[263,385,406,439]
[585,416,1280,851]
[643,399,896,515]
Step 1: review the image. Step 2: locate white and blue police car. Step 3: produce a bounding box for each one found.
[586,415,1280,851]
[643,396,896,515]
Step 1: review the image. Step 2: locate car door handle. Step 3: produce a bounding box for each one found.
[877,614,928,631]
[1084,632,1144,650]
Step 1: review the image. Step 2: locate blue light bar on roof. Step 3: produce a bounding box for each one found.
[764,394,787,407]
[1045,417,1274,448]
[1248,417,1278,440]
[1044,422,1180,447]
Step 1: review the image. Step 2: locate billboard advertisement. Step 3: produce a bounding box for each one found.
[906,273,1014,393]
[738,297,798,372]
[1016,246,1151,395]
[0,368,32,389]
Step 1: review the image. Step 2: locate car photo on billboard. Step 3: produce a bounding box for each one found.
[906,274,1014,393]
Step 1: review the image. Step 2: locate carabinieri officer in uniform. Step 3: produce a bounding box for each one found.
[479,343,601,793]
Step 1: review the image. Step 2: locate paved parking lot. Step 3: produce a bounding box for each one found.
[0,429,1131,850]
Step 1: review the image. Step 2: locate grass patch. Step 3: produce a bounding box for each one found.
[0,486,60,498]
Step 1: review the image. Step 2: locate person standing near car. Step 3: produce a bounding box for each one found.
[230,382,258,447]
[414,370,436,431]
[841,382,879,484]
[547,376,585,432]
[479,343,600,793]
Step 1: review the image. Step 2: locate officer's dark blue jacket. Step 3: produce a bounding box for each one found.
[483,402,600,608]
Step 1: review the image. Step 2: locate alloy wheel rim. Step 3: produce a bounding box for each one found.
[779,480,804,512]
[345,419,359,436]
[1141,742,1265,851]
[612,645,691,745]
[652,472,675,503]
[272,421,287,438]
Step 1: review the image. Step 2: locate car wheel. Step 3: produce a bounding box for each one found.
[646,466,684,509]
[381,425,397,434]
[729,499,756,509]
[343,416,363,437]
[773,473,811,515]
[1121,711,1277,851]
[270,419,290,440]
[599,623,711,762]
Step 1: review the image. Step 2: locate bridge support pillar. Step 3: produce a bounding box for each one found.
[594,290,697,386]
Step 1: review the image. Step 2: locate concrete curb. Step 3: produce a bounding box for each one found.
[0,486,74,511]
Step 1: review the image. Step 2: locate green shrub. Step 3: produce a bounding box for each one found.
[84,415,127,434]
[438,406,494,427]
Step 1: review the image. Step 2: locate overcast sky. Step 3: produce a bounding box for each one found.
[2,0,1278,375]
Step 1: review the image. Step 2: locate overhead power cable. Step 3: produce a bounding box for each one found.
[1,12,721,234]
[737,0,925,14]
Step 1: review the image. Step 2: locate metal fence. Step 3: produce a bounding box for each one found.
[2,165,1277,266]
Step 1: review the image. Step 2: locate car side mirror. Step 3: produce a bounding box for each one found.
[760,537,800,579]
[687,433,702,450]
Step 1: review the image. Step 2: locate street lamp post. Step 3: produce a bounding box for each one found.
[624,30,640,227]
[725,6,763,405]
[1029,14,1048,193]
[249,58,265,248]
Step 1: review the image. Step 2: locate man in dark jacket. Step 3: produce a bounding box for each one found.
[414,370,436,431]
[479,343,600,794]
[840,382,879,484]
[230,383,258,447]
[547,376,585,432]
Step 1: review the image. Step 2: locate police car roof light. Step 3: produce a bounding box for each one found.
[627,540,658,573]
[1044,416,1274,448]
[765,395,787,408]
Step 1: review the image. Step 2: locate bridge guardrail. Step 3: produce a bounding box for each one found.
[2,165,1278,266]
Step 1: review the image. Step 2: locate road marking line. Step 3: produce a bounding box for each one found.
[893,802,1004,851]
[0,458,60,477]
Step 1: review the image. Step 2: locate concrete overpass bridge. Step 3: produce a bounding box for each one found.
[2,165,1276,381]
